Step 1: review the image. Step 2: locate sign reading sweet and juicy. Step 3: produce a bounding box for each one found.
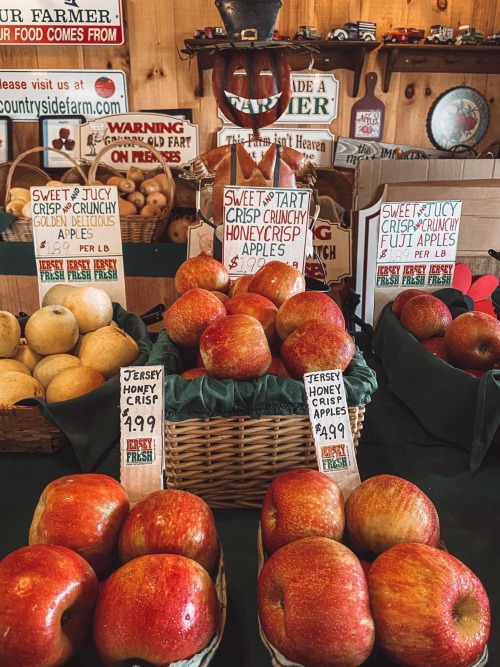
[376,200,462,289]
[222,185,311,276]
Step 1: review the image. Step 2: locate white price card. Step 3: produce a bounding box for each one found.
[119,365,164,506]
[304,369,361,499]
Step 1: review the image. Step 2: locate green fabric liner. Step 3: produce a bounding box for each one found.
[15,303,152,473]
[372,288,500,472]
[0,209,18,234]
[147,328,378,421]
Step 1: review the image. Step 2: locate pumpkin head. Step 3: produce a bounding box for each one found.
[212,48,292,130]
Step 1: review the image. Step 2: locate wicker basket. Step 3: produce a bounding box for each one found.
[0,161,50,207]
[0,405,68,454]
[87,139,175,243]
[1,147,88,242]
[164,406,365,509]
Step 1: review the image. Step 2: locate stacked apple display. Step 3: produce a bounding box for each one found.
[163,256,355,380]
[257,470,490,667]
[392,289,500,376]
[0,285,139,406]
[0,475,224,666]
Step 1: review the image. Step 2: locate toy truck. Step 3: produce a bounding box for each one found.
[455,25,485,45]
[327,21,377,41]
[485,32,500,45]
[293,26,324,40]
[382,27,425,44]
[193,26,226,39]
[424,25,454,44]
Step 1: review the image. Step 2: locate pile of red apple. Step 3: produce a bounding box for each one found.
[257,469,491,667]
[163,255,355,381]
[0,475,223,667]
[392,289,500,376]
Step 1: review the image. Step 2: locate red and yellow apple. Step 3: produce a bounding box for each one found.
[276,291,345,341]
[444,310,500,370]
[228,274,252,298]
[164,288,226,347]
[181,367,209,379]
[422,336,449,362]
[391,288,428,316]
[174,255,230,295]
[399,294,452,341]
[225,292,278,345]
[248,260,305,308]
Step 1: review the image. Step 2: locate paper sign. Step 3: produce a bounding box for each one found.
[222,186,311,276]
[304,370,360,499]
[31,184,126,307]
[376,200,462,289]
[119,366,165,506]
[305,217,351,285]
[0,1,124,45]
[0,69,128,121]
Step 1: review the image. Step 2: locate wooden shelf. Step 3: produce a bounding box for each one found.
[183,39,380,97]
[378,44,500,92]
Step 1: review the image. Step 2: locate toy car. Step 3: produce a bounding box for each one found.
[454,25,484,45]
[327,21,376,41]
[193,26,226,39]
[273,29,291,41]
[293,26,324,40]
[424,25,454,44]
[382,27,425,44]
[484,32,500,45]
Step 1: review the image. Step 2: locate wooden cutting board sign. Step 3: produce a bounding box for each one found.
[350,72,385,142]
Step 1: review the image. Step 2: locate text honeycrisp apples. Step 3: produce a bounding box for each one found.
[248,260,306,307]
[368,543,490,667]
[164,287,227,347]
[345,474,440,557]
[93,554,220,666]
[174,254,230,295]
[118,489,219,573]
[0,544,98,667]
[444,310,500,370]
[258,537,375,667]
[29,473,130,576]
[261,468,345,555]
[399,294,452,341]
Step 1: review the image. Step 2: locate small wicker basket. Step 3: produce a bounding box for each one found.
[164,407,365,509]
[1,147,88,242]
[0,405,68,454]
[87,139,176,243]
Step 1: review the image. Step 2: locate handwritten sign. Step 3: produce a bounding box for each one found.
[31,184,126,306]
[376,200,462,288]
[222,186,311,276]
[120,365,164,505]
[304,370,360,499]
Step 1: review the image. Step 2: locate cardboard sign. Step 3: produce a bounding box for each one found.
[222,185,311,276]
[0,1,124,45]
[304,370,360,499]
[31,184,126,307]
[305,217,351,285]
[0,69,128,121]
[76,113,199,168]
[376,200,462,289]
[334,136,450,169]
[119,365,165,506]
[217,127,334,169]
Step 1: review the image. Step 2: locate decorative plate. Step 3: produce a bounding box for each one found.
[426,86,490,151]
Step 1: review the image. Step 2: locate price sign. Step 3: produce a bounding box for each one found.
[119,365,164,505]
[304,369,361,499]
[222,185,311,277]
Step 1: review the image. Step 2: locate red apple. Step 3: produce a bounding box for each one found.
[444,310,500,369]
[0,545,98,667]
[345,474,440,557]
[276,291,345,341]
[225,292,278,345]
[29,473,130,575]
[464,368,486,378]
[93,554,219,665]
[368,543,490,667]
[228,274,252,298]
[248,260,306,308]
[199,314,272,380]
[181,366,209,379]
[276,359,291,377]
[267,356,282,375]
[421,336,449,362]
[174,255,230,295]
[164,288,226,347]
[261,469,345,554]
[391,288,428,316]
[118,489,218,573]
[280,320,355,379]
[400,294,452,341]
[258,537,375,667]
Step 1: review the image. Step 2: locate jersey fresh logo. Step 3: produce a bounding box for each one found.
[126,438,154,465]
[320,444,348,472]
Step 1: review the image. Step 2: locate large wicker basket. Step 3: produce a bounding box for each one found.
[1,147,88,242]
[164,407,365,509]
[87,139,175,243]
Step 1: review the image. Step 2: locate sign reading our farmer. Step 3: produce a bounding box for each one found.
[31,184,126,307]
[0,1,124,45]
[222,185,311,276]
[76,113,199,168]
[376,200,462,289]
[304,370,360,499]
[120,365,165,505]
[0,69,127,121]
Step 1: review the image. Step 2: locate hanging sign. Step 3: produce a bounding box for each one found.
[31,184,127,307]
[305,217,351,285]
[0,1,124,45]
[376,200,462,289]
[222,185,311,276]
[76,113,199,168]
[120,365,165,506]
[304,370,361,499]
[334,137,450,169]
[217,127,334,168]
[0,116,13,161]
[0,69,127,121]
[350,72,385,142]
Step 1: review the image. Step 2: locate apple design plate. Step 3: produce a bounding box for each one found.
[427,86,489,151]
